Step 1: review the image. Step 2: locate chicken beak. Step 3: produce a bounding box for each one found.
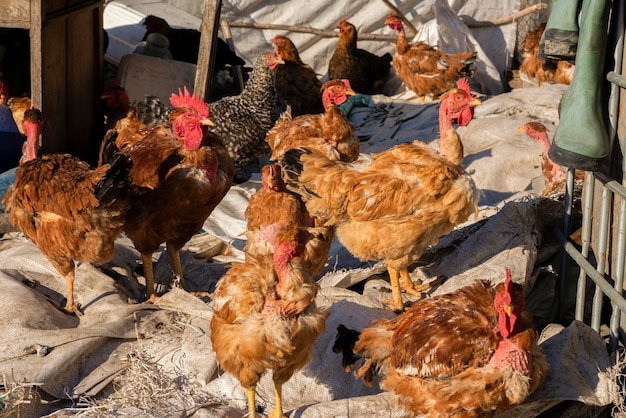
[100,94,111,99]
[504,305,513,316]
[516,126,524,133]
[201,118,215,127]
[469,98,482,107]
[345,88,357,96]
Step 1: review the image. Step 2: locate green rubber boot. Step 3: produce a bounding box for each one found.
[538,0,580,61]
[548,0,610,171]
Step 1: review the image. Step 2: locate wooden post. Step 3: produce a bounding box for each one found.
[195,0,222,100]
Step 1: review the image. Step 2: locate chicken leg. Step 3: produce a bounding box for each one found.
[268,382,286,418]
[246,387,257,417]
[50,258,82,316]
[63,270,82,316]
[166,244,187,291]
[141,252,158,303]
[385,267,442,312]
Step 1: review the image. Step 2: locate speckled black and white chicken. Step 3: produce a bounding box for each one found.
[208,51,284,172]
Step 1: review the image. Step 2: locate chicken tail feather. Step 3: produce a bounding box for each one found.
[332,324,362,371]
[94,150,133,203]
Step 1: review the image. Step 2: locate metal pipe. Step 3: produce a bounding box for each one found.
[610,198,626,352]
[556,229,626,314]
[591,185,612,331]
[576,171,596,321]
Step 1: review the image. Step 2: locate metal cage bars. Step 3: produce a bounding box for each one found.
[555,0,626,354]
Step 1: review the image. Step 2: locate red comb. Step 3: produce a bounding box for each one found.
[341,79,352,90]
[456,78,472,96]
[170,86,209,117]
[504,267,513,294]
[339,19,347,26]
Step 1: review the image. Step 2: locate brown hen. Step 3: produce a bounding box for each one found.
[385,13,477,101]
[519,23,575,86]
[272,35,324,116]
[100,87,235,302]
[333,268,549,417]
[210,253,327,418]
[328,19,392,95]
[245,163,332,286]
[281,80,480,312]
[3,110,133,315]
[266,79,359,163]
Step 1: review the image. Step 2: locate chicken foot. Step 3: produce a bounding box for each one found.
[167,245,210,298]
[267,382,286,418]
[384,267,443,312]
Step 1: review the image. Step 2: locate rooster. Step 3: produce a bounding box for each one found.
[266,79,359,163]
[519,23,574,86]
[3,109,133,315]
[333,268,549,417]
[384,13,477,101]
[280,80,480,312]
[210,253,327,418]
[100,87,235,302]
[328,19,392,95]
[208,51,284,172]
[271,34,324,116]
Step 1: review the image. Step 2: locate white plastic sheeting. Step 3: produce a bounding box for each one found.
[104,0,542,96]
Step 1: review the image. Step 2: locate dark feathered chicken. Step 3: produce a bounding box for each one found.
[328,19,392,95]
[272,35,324,116]
[208,51,284,170]
[100,88,235,302]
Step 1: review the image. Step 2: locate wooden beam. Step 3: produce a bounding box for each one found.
[194,0,222,101]
[227,21,396,41]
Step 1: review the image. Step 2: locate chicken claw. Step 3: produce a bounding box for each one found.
[401,273,444,297]
[66,303,83,316]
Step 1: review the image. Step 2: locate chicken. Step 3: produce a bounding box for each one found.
[210,253,327,418]
[280,80,481,312]
[0,108,43,213]
[266,79,359,163]
[384,13,477,101]
[100,87,235,302]
[141,15,246,70]
[208,51,284,171]
[519,23,575,86]
[328,19,392,95]
[245,163,332,284]
[101,80,131,131]
[517,122,565,196]
[333,268,549,417]
[7,96,33,135]
[3,110,133,315]
[271,35,324,116]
